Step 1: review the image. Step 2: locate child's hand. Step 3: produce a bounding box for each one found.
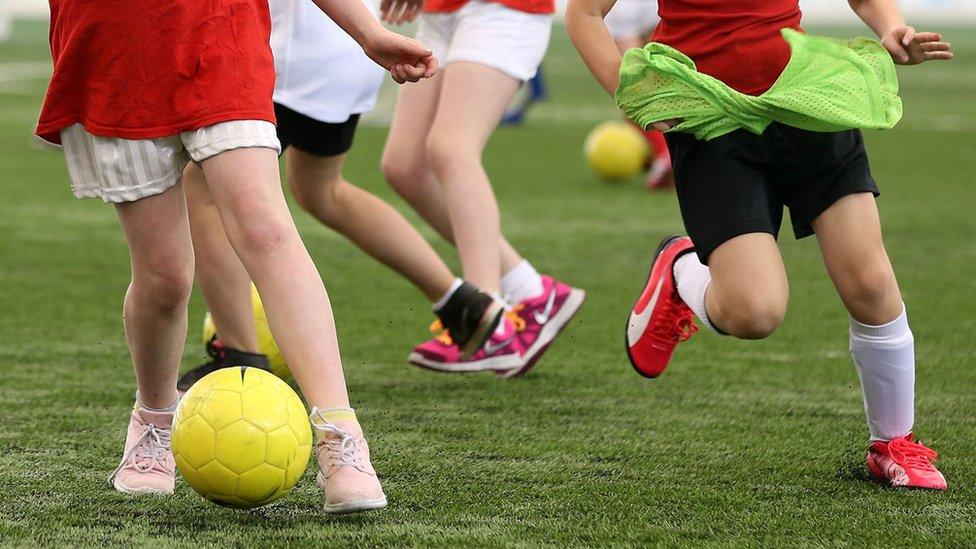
[651,119,680,131]
[881,27,953,65]
[363,31,438,83]
[381,0,423,25]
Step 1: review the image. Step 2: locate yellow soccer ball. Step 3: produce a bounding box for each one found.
[584,121,651,181]
[202,284,289,379]
[172,367,312,509]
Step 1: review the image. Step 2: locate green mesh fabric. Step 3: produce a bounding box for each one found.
[616,29,903,140]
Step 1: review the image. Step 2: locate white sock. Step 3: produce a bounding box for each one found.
[850,306,915,441]
[136,391,179,413]
[673,252,715,331]
[501,260,544,304]
[432,278,464,311]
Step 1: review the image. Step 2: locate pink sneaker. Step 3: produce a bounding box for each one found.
[497,276,586,378]
[311,409,388,514]
[867,433,947,491]
[409,316,525,373]
[108,406,175,495]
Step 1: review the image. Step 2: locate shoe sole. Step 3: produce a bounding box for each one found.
[408,351,521,373]
[459,300,506,360]
[497,288,586,379]
[112,480,173,496]
[323,497,389,514]
[624,235,685,379]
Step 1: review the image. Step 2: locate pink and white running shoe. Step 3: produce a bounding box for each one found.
[311,409,387,514]
[108,405,175,495]
[496,276,585,378]
[409,316,525,373]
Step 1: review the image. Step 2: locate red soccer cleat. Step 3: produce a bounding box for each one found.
[867,434,947,491]
[626,235,698,378]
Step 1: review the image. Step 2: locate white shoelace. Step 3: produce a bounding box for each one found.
[107,423,172,485]
[309,407,370,474]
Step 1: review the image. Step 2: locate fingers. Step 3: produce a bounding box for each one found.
[920,41,951,52]
[900,26,916,47]
[401,3,421,22]
[924,50,954,61]
[390,58,438,84]
[913,31,942,43]
[380,0,394,21]
[883,37,910,63]
[422,55,438,78]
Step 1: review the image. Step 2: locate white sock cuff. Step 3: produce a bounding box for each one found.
[136,391,179,412]
[673,252,715,332]
[500,260,543,303]
[432,278,465,311]
[850,305,912,347]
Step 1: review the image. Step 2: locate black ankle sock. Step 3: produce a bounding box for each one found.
[435,281,493,334]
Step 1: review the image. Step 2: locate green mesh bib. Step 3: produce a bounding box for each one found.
[615,29,902,140]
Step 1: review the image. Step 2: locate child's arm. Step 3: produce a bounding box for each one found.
[310,0,436,82]
[566,0,676,129]
[565,0,623,96]
[848,0,953,64]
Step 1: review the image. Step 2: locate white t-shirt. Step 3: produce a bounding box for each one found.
[269,0,386,123]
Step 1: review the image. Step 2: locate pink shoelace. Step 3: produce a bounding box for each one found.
[887,436,939,471]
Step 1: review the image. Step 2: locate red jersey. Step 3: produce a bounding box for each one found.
[425,0,554,16]
[652,0,802,96]
[36,0,276,144]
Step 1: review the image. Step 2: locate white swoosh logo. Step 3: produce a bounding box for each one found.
[534,287,558,324]
[484,336,515,355]
[627,276,665,345]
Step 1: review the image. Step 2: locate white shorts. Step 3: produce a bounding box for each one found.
[416,1,552,82]
[60,120,280,204]
[604,0,659,41]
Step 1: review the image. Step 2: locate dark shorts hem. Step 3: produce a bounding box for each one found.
[274,103,360,157]
[693,224,777,265]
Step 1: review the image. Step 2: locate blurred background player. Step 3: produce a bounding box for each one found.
[38,0,436,513]
[567,0,952,489]
[603,0,671,189]
[381,0,586,377]
[178,0,509,387]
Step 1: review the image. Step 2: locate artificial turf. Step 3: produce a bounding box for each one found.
[1,18,975,547]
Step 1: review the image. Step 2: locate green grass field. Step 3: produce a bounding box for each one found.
[2,18,975,547]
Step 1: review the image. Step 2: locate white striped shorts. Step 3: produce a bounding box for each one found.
[60,120,281,203]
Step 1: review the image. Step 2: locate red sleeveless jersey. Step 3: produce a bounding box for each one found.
[36,0,276,144]
[652,0,803,96]
[424,0,554,15]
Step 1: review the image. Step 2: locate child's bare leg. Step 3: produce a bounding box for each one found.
[425,62,519,294]
[183,162,259,353]
[114,183,195,408]
[381,74,524,282]
[812,193,912,441]
[199,147,348,409]
[700,233,789,339]
[285,147,454,302]
[813,193,903,324]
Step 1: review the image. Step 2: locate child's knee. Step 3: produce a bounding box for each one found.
[838,262,902,319]
[381,149,422,189]
[289,173,341,216]
[720,293,787,340]
[425,130,477,176]
[232,217,291,257]
[133,256,193,312]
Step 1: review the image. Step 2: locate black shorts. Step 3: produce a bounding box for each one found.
[665,123,879,264]
[274,102,360,157]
